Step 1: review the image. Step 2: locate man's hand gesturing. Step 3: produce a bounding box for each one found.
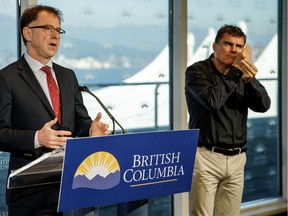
[233,44,258,83]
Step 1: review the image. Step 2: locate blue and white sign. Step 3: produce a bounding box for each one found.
[58,129,199,212]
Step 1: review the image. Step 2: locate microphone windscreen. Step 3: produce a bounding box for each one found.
[78,86,87,91]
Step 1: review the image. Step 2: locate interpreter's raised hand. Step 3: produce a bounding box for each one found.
[232,44,258,83]
[38,118,72,149]
[90,112,110,137]
[238,58,258,83]
[232,44,251,67]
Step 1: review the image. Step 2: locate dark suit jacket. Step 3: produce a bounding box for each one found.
[0,56,92,208]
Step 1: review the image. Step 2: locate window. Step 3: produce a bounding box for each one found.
[38,0,171,215]
[39,0,170,133]
[0,0,17,215]
[187,0,280,203]
[0,0,17,68]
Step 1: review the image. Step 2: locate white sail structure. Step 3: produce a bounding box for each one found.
[82,29,277,131]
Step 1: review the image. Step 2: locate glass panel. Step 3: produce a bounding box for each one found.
[39,0,170,133]
[187,0,279,203]
[0,0,17,68]
[0,0,17,214]
[38,0,171,215]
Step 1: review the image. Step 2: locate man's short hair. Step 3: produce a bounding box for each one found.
[214,24,246,45]
[20,5,63,45]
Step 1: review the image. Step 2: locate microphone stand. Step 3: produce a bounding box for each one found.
[78,86,127,135]
[79,87,147,216]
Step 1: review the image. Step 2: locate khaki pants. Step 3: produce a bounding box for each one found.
[190,147,247,216]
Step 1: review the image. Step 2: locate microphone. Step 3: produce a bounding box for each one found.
[78,85,127,135]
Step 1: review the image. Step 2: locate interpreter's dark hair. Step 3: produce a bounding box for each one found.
[214,24,246,45]
[20,5,63,45]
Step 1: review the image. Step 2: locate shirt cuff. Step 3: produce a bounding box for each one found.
[226,66,243,82]
[34,130,42,149]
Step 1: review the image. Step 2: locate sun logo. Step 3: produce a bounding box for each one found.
[72,151,121,190]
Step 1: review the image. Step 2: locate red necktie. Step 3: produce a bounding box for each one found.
[41,66,62,124]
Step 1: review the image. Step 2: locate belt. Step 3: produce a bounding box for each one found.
[199,144,247,156]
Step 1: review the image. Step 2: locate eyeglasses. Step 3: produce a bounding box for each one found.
[28,25,65,36]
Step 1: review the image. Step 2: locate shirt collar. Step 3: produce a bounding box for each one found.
[24,52,53,73]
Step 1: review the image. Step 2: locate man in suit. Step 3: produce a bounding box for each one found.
[0,5,109,216]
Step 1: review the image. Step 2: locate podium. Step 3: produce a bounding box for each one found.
[7,148,64,189]
[7,130,199,212]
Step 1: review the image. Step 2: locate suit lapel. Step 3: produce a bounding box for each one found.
[18,57,55,117]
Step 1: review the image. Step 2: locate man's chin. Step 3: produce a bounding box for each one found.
[47,49,58,57]
[228,58,234,65]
